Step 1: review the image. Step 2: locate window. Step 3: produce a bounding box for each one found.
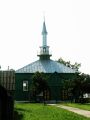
[44,90,50,100]
[23,81,28,91]
[43,47,46,53]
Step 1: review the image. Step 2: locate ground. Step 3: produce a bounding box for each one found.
[60,103,90,111]
[53,105,90,118]
[14,103,90,120]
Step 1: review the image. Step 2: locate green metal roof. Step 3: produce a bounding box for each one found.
[16,59,77,73]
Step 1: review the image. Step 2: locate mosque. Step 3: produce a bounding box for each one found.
[15,20,77,102]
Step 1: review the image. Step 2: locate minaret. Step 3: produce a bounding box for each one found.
[42,20,47,46]
[37,20,52,60]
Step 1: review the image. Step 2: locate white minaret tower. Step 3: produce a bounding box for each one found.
[42,20,47,46]
[37,19,52,59]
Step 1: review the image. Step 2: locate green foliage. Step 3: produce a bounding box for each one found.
[30,72,49,102]
[62,73,90,103]
[57,57,81,71]
[14,103,90,120]
[72,73,90,99]
[32,72,49,92]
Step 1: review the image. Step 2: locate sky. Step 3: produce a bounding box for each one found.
[0,0,90,74]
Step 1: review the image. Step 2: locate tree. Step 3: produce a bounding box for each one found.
[62,73,90,103]
[80,74,90,93]
[30,72,49,102]
[72,73,90,103]
[57,57,81,71]
[61,79,74,101]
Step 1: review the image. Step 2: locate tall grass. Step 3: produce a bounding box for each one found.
[14,103,90,120]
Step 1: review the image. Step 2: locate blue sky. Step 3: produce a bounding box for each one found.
[0,0,90,74]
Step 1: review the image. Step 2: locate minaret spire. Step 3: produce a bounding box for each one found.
[42,18,47,46]
[37,18,52,60]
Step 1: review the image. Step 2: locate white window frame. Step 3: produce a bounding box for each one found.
[23,81,28,91]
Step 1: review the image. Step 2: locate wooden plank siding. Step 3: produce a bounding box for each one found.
[0,70,15,95]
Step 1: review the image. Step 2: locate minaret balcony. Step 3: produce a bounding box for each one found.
[37,50,52,56]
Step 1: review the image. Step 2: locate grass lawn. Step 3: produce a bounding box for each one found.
[14,103,90,120]
[60,103,90,111]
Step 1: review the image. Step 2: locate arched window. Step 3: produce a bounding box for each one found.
[43,47,46,53]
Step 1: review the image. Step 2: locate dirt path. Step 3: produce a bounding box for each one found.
[49,104,90,118]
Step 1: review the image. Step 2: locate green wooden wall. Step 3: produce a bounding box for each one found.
[15,73,77,101]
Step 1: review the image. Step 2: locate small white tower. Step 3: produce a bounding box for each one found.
[42,20,47,46]
[37,20,52,59]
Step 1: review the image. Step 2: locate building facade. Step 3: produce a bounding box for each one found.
[0,70,15,95]
[15,20,77,101]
